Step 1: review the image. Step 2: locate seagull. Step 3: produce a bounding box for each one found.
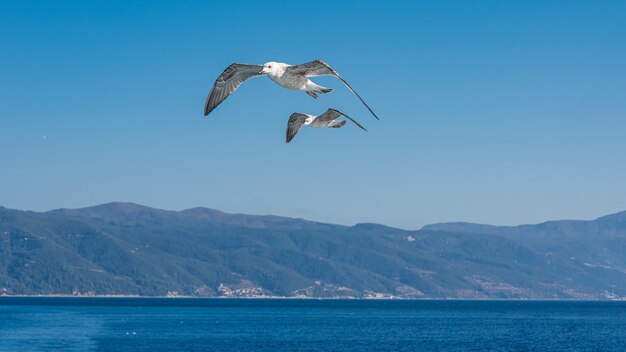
[286,108,367,144]
[204,60,379,120]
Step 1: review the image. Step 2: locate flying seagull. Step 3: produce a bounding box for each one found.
[286,108,367,144]
[204,60,379,120]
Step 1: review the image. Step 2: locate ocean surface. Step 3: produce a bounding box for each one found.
[1,298,625,351]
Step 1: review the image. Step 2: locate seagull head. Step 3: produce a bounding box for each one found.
[260,62,280,75]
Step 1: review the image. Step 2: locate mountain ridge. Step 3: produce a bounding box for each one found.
[1,203,626,299]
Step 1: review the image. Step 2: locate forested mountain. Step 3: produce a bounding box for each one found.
[1,203,625,299]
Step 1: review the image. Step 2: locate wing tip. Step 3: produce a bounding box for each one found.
[286,130,295,144]
[204,101,213,116]
[333,109,368,132]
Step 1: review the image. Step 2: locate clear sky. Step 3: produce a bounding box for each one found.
[1,1,626,229]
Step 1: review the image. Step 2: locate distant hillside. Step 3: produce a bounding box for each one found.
[1,203,626,299]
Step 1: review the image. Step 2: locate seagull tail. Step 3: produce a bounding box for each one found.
[309,82,333,94]
[330,120,346,128]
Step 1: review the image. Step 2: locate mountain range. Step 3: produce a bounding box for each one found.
[1,202,625,299]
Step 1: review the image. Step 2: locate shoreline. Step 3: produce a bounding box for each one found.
[1,295,625,302]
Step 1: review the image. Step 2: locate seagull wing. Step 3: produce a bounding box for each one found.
[286,60,380,120]
[317,108,368,132]
[204,63,264,116]
[286,113,308,143]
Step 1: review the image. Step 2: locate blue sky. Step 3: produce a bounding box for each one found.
[1,1,625,229]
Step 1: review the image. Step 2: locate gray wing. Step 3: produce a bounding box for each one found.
[317,108,368,132]
[204,63,264,116]
[286,60,380,120]
[286,113,308,143]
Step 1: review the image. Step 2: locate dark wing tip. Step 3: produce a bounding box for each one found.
[204,81,221,116]
[317,61,380,120]
[334,109,368,132]
[286,117,295,143]
[286,127,296,143]
[286,114,307,143]
[204,91,216,116]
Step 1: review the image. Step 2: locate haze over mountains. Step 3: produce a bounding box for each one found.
[1,202,625,299]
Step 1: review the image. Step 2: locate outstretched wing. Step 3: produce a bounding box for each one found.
[286,60,380,120]
[317,108,368,132]
[286,113,308,143]
[204,63,264,116]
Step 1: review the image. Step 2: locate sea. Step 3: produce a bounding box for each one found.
[1,298,625,351]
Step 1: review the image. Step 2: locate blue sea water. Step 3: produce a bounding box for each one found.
[1,298,625,351]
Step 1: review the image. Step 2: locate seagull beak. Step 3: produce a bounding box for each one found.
[259,70,266,74]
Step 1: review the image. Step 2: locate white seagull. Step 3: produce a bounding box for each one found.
[204,60,379,120]
[286,108,367,144]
